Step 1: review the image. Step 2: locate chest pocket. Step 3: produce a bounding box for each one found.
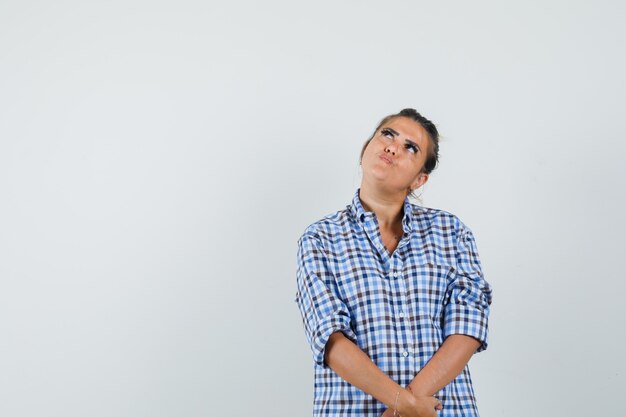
[404,262,453,320]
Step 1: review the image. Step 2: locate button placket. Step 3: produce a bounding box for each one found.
[393,261,415,361]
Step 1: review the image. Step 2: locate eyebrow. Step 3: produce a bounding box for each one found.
[383,127,422,153]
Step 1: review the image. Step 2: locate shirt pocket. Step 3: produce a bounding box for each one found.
[404,262,453,322]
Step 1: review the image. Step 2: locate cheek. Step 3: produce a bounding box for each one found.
[406,161,424,179]
[410,152,426,169]
[362,141,377,159]
[419,154,429,171]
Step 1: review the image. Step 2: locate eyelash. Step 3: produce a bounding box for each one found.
[381,128,394,139]
[380,129,419,154]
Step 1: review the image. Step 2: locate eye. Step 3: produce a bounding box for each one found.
[381,128,394,139]
[405,143,419,154]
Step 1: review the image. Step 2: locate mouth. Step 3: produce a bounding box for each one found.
[379,154,392,165]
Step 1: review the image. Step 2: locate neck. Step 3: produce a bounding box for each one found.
[358,183,406,229]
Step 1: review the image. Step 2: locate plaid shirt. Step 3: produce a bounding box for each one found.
[295,189,493,417]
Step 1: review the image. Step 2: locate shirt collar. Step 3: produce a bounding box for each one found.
[350,188,414,233]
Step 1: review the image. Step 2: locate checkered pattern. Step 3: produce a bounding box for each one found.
[295,188,493,417]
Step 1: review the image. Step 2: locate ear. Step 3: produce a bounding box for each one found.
[410,172,429,191]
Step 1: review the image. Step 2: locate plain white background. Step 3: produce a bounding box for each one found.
[1,1,624,416]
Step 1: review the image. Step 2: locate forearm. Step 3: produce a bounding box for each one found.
[408,334,481,395]
[324,332,404,408]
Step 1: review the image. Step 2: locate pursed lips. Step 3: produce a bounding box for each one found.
[379,154,393,165]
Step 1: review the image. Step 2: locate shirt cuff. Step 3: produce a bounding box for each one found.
[311,311,357,367]
[442,304,489,352]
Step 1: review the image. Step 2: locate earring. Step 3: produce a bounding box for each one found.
[408,185,424,199]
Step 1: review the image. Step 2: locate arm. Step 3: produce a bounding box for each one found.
[325,331,441,417]
[408,335,480,395]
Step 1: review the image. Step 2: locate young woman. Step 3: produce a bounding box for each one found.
[295,109,493,417]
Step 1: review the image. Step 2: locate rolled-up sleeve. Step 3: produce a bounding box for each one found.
[295,232,357,367]
[442,224,493,352]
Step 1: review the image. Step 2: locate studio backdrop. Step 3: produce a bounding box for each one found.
[1,1,624,416]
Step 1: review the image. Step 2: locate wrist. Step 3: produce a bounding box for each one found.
[395,389,416,416]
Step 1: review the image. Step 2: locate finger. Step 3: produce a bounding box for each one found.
[431,397,443,410]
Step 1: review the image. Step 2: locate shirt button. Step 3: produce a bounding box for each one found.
[402,351,409,357]
[398,312,405,319]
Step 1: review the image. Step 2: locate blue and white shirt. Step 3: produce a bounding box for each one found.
[295,188,493,417]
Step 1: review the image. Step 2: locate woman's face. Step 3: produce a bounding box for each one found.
[361,116,430,195]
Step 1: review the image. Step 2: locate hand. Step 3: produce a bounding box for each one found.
[407,385,443,412]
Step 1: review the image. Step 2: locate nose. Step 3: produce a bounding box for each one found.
[385,142,398,156]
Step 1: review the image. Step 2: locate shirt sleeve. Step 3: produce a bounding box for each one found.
[295,232,357,368]
[442,223,493,352]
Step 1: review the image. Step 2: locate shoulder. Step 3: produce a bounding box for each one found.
[297,205,353,246]
[407,202,473,238]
